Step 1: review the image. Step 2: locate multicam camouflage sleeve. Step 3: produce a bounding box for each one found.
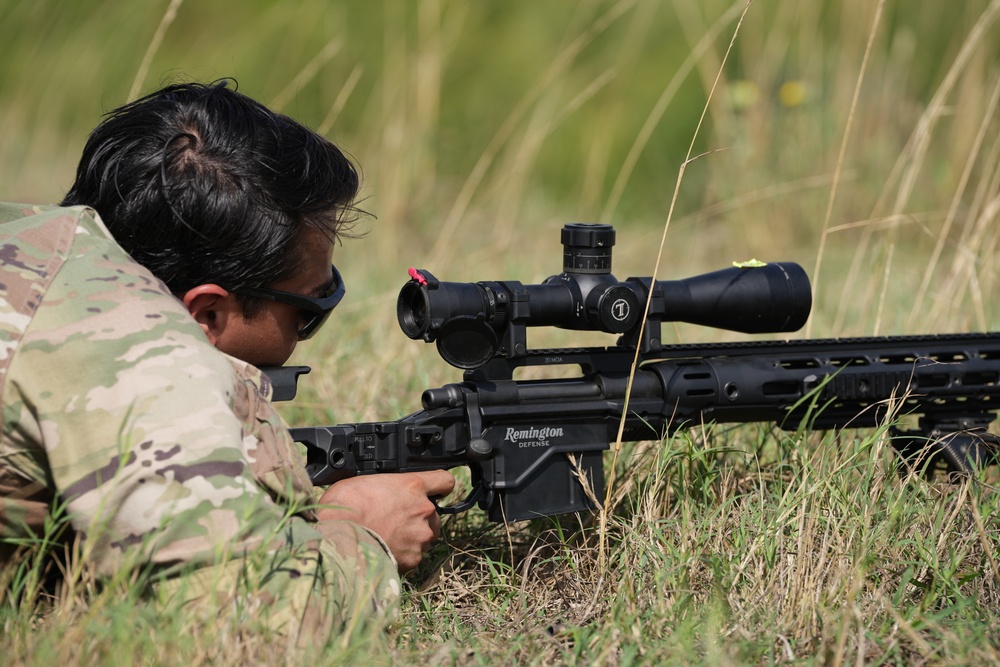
[0,203,399,642]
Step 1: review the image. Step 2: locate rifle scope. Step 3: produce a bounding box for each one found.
[397,223,812,369]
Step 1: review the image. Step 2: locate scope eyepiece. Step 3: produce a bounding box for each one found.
[397,279,432,339]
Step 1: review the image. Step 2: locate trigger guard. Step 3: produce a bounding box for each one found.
[433,483,485,515]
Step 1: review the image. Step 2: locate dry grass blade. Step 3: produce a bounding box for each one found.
[600,0,754,566]
[427,0,636,267]
[600,0,747,223]
[128,0,185,102]
[269,39,343,113]
[807,0,885,338]
[832,0,1000,334]
[906,76,1000,329]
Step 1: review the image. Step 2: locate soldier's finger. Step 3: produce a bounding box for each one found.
[415,470,456,496]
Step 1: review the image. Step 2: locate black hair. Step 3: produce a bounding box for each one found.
[61,80,360,308]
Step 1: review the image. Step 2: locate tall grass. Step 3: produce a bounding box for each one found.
[3,0,1000,664]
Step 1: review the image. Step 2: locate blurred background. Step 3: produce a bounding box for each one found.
[2,0,999,404]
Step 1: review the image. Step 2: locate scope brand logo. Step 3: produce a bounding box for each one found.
[611,298,631,322]
[505,426,564,447]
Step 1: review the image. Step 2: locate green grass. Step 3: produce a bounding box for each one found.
[3,0,1000,664]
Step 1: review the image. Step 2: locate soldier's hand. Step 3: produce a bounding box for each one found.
[316,471,456,573]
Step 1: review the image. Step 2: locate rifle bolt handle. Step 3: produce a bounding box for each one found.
[467,438,493,461]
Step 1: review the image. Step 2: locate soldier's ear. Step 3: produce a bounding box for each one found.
[180,284,241,346]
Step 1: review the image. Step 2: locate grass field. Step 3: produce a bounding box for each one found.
[3,0,1000,664]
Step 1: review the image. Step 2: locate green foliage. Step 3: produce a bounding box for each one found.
[3,0,1000,664]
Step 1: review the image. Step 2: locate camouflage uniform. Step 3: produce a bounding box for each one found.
[0,202,399,641]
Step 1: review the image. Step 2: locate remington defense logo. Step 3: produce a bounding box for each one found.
[505,426,564,447]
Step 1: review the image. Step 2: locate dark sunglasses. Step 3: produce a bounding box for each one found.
[234,264,345,340]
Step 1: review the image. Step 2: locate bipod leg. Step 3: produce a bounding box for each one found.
[891,427,999,479]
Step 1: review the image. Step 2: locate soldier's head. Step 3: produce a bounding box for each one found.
[62,80,358,366]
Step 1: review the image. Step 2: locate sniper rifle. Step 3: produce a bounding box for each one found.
[266,223,1000,522]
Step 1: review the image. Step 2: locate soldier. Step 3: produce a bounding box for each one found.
[0,81,454,642]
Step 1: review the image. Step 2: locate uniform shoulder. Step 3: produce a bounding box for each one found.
[0,201,111,248]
